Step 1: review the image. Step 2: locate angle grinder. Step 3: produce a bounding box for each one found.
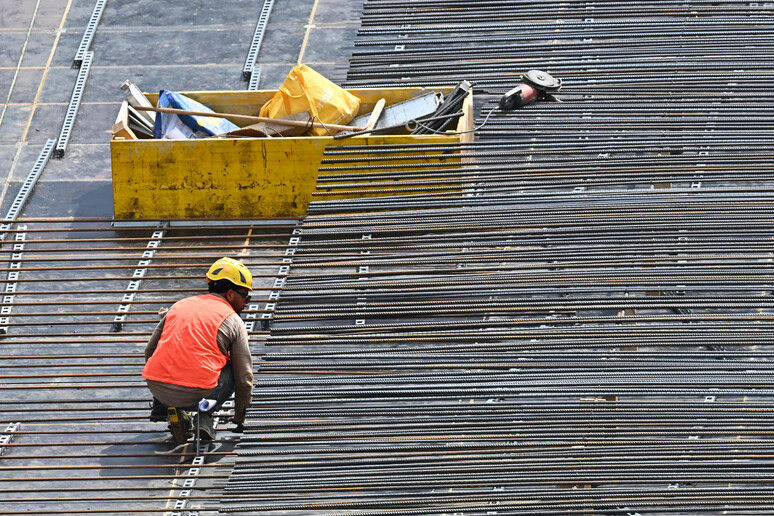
[498,70,562,110]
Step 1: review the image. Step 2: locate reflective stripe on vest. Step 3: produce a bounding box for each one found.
[142,294,234,390]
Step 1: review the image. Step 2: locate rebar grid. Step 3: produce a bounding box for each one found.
[0,220,289,515]
[219,1,774,515]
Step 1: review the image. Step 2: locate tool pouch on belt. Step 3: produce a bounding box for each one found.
[259,64,360,136]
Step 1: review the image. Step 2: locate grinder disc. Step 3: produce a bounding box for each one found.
[522,70,562,92]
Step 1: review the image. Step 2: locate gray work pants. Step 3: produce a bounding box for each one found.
[148,363,235,412]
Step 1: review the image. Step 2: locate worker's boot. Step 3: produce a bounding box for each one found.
[149,397,168,422]
[199,412,215,441]
[167,407,194,444]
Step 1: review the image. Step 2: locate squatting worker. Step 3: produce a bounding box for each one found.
[143,257,253,442]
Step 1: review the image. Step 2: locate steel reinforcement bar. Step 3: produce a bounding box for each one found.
[218,1,774,514]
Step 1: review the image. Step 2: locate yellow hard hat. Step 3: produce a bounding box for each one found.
[206,257,253,290]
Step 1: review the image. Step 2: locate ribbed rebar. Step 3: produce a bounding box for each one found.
[221,2,774,514]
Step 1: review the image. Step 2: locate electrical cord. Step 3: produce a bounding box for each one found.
[406,106,497,135]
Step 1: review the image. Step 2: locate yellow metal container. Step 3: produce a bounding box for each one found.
[111,88,473,219]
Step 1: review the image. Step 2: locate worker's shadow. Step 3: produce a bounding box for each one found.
[97,427,238,475]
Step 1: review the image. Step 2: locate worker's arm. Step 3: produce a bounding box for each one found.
[144,315,167,362]
[218,314,254,425]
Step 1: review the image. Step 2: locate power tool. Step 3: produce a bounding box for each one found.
[499,70,562,110]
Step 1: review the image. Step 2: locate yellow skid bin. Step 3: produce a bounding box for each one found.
[111,87,473,219]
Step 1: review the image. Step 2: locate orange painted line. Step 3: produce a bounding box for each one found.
[21,0,74,141]
[240,228,254,256]
[297,0,321,64]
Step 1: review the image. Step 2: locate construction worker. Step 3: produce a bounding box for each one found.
[143,257,254,443]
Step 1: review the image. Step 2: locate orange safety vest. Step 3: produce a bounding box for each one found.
[142,294,234,389]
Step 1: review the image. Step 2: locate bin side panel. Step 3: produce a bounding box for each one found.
[111,138,327,219]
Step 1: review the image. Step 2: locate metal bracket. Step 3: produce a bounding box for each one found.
[112,224,167,332]
[256,227,301,329]
[0,140,55,242]
[168,456,204,516]
[56,51,93,158]
[354,234,371,325]
[247,66,262,90]
[73,0,106,67]
[0,422,20,455]
[243,0,275,79]
[0,227,27,334]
